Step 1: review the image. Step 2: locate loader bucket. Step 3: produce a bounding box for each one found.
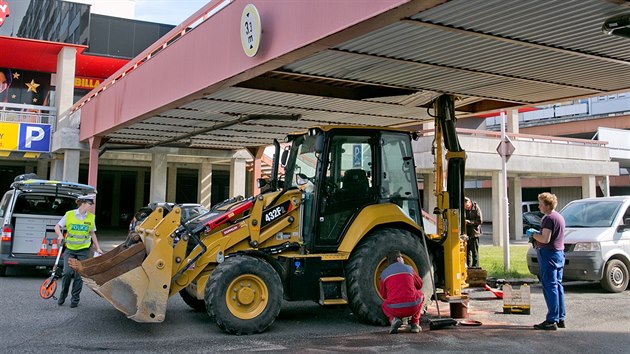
[70,207,182,322]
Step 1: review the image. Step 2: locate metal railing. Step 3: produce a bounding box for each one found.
[0,102,56,130]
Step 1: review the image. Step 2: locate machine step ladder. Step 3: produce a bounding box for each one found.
[319,276,348,305]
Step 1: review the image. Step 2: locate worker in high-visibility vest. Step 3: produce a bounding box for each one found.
[54,193,102,308]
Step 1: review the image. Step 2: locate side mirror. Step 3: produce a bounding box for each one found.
[281,149,289,166]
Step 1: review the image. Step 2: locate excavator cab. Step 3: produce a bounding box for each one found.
[283,127,423,253]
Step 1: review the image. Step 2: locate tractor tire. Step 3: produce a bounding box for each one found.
[346,227,433,326]
[179,286,206,312]
[205,255,283,335]
[600,259,629,293]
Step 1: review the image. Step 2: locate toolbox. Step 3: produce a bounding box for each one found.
[502,284,531,315]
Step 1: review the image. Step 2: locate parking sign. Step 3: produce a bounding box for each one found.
[18,123,51,152]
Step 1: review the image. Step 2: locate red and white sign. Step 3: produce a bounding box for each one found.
[0,1,9,28]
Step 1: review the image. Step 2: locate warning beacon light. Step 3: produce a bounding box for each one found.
[602,13,630,39]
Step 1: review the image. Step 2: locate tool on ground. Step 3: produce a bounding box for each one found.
[484,283,504,299]
[420,232,457,330]
[39,241,64,300]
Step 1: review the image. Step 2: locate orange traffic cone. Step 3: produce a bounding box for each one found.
[36,237,49,256]
[50,238,59,257]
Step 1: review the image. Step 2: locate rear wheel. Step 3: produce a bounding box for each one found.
[179,286,206,312]
[205,255,283,334]
[346,228,433,326]
[0,265,7,277]
[600,259,629,293]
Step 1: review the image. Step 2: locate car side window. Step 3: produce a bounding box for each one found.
[623,206,630,225]
[0,192,11,217]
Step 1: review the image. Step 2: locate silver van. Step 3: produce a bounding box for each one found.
[0,174,96,276]
[527,196,630,293]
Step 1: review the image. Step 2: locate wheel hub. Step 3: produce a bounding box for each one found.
[611,267,623,286]
[237,286,255,305]
[226,275,268,319]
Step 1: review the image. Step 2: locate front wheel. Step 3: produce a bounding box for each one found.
[205,255,283,334]
[346,228,433,326]
[600,259,629,293]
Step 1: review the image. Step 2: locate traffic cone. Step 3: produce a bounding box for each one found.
[50,238,59,257]
[36,236,49,256]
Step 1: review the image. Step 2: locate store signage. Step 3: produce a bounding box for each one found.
[74,77,102,90]
[240,4,261,57]
[0,122,51,152]
[0,1,9,28]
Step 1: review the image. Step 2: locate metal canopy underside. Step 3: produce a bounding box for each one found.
[102,0,630,151]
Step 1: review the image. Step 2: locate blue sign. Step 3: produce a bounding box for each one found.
[18,123,51,152]
[353,144,362,168]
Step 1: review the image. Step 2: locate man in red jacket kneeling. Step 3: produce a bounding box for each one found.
[380,250,425,334]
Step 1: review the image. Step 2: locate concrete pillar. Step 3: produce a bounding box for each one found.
[491,171,506,247]
[507,109,519,134]
[62,149,80,182]
[198,161,213,208]
[167,166,177,202]
[581,175,597,199]
[509,177,523,240]
[37,160,49,179]
[150,152,167,202]
[54,47,76,117]
[135,170,145,210]
[50,159,63,181]
[52,46,80,183]
[111,172,121,226]
[599,176,610,197]
[422,173,437,214]
[230,156,247,198]
[250,147,264,195]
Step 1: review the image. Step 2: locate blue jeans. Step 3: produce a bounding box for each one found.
[537,248,565,323]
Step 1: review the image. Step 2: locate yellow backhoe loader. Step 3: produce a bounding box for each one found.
[71,94,467,334]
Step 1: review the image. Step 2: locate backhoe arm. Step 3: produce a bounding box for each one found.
[433,94,467,297]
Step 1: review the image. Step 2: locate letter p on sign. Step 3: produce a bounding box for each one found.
[25,126,44,148]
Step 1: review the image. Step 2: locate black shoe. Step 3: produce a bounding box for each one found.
[557,320,565,328]
[389,318,402,334]
[70,303,78,308]
[533,320,557,330]
[57,298,65,306]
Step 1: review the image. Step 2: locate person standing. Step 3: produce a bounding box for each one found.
[54,194,102,308]
[527,192,566,330]
[380,250,424,334]
[464,197,483,268]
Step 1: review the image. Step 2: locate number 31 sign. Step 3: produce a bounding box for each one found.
[240,4,261,57]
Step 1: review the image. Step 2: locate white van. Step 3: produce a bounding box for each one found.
[526,196,630,293]
[0,174,96,276]
[522,201,542,216]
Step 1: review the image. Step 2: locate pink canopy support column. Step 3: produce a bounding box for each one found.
[88,136,102,210]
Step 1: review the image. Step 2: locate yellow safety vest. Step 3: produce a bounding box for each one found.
[64,210,95,251]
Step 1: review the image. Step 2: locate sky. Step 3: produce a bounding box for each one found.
[134,0,210,25]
